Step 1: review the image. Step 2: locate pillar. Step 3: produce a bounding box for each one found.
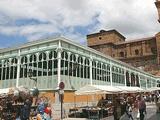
[110,62,113,86]
[124,68,127,86]
[16,49,21,87]
[89,57,93,85]
[55,40,62,103]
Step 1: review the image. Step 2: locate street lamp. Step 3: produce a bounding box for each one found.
[69,62,79,90]
[28,70,37,87]
[28,70,39,98]
[69,62,78,118]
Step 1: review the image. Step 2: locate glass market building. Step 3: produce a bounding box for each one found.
[0,37,159,103]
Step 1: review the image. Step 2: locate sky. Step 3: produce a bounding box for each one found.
[0,0,159,48]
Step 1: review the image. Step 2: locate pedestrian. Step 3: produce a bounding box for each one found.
[138,96,146,120]
[20,99,32,120]
[125,102,133,120]
[113,97,122,120]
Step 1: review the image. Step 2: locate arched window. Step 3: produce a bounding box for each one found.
[3,59,10,80]
[61,51,68,60]
[84,58,90,78]
[126,71,130,86]
[135,49,139,55]
[10,58,17,79]
[92,61,96,80]
[21,56,27,64]
[77,56,83,78]
[119,52,124,57]
[131,73,135,86]
[30,54,36,62]
[97,62,101,80]
[151,47,156,54]
[11,58,18,65]
[136,75,140,87]
[49,51,53,60]
[61,51,68,75]
[53,51,57,58]
[38,52,47,76]
[69,54,76,76]
[102,64,106,81]
[20,56,28,78]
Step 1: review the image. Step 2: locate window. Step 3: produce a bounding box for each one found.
[135,49,139,55]
[119,52,124,57]
[99,37,102,40]
[151,47,156,54]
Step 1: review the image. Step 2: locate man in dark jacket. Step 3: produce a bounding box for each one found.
[20,99,32,120]
[138,96,146,120]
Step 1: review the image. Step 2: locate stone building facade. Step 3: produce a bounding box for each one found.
[87,30,160,75]
[155,0,160,22]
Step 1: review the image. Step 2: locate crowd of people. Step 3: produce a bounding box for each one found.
[112,92,160,120]
[36,97,52,120]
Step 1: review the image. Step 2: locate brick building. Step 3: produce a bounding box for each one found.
[87,29,160,75]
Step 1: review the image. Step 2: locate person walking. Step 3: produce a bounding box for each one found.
[113,97,122,120]
[138,96,146,120]
[125,102,134,120]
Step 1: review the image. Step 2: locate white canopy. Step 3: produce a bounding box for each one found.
[75,85,144,95]
[116,86,144,93]
[0,88,10,94]
[75,85,123,95]
[147,87,160,92]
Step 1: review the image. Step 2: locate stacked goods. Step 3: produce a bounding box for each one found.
[18,86,30,100]
[0,86,33,120]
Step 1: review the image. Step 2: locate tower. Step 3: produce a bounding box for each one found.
[155,0,160,22]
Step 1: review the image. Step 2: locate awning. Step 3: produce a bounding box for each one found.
[0,88,10,94]
[75,85,123,95]
[116,86,144,93]
[75,85,144,95]
[147,87,160,92]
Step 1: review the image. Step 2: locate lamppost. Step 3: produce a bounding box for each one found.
[58,81,65,120]
[28,70,37,87]
[69,62,79,90]
[27,70,39,104]
[69,62,78,117]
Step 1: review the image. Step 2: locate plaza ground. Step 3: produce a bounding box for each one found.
[53,102,160,120]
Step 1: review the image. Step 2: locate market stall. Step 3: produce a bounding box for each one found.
[73,85,123,119]
[73,85,145,119]
[75,85,123,95]
[147,87,160,113]
[0,86,33,120]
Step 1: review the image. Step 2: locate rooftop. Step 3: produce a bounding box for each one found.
[87,29,126,40]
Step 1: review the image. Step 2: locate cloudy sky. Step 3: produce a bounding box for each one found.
[0,0,159,48]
